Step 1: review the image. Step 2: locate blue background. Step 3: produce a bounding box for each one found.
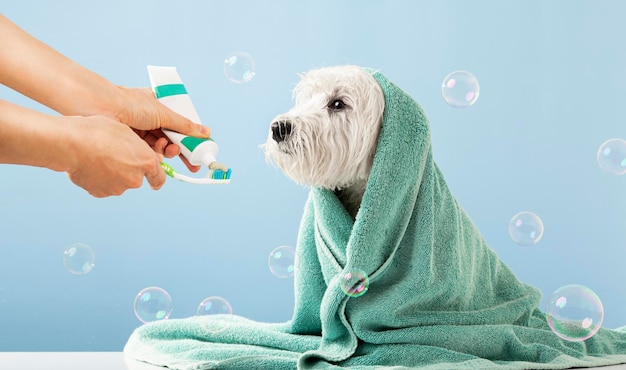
[0,0,625,351]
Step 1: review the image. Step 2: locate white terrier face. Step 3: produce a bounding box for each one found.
[265,65,385,192]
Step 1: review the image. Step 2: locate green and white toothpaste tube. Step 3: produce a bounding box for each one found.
[147,65,231,184]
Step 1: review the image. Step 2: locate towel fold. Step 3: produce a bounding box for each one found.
[124,68,626,369]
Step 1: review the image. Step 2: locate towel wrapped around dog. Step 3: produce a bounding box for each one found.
[124,68,626,369]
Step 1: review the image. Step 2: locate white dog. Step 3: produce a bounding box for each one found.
[265,65,385,218]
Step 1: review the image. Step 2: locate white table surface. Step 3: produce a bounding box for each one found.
[0,352,161,370]
[1,352,626,370]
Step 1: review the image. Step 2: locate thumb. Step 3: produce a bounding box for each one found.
[145,154,166,191]
[159,106,211,138]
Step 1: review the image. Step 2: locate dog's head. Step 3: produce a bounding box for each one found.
[265,65,385,191]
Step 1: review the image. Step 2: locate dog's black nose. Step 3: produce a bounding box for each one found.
[271,120,292,143]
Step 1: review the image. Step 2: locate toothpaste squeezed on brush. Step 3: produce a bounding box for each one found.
[147,65,231,184]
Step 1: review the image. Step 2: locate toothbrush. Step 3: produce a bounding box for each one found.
[147,65,231,185]
[160,162,232,185]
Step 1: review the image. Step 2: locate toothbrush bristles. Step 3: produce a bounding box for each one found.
[210,168,232,180]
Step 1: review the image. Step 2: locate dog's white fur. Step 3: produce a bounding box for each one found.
[265,65,385,218]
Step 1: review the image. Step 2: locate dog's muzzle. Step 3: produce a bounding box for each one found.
[271,120,293,143]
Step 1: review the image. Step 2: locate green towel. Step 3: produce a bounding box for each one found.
[124,68,626,369]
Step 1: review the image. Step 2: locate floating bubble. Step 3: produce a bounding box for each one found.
[134,287,172,324]
[509,211,544,246]
[441,70,480,108]
[196,296,233,333]
[597,138,626,175]
[63,243,95,275]
[545,284,604,342]
[268,245,296,278]
[224,52,256,84]
[340,269,369,298]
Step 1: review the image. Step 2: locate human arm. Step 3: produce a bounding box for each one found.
[0,13,207,170]
[0,98,165,197]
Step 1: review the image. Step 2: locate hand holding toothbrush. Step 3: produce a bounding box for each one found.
[0,13,211,196]
[0,98,168,197]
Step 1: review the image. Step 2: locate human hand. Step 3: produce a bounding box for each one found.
[112,87,210,173]
[63,115,166,197]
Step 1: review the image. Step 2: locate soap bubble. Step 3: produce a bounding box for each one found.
[224,52,256,83]
[268,245,296,278]
[597,138,626,175]
[509,211,544,246]
[545,284,604,342]
[196,296,233,333]
[340,269,369,298]
[63,243,95,275]
[134,287,172,324]
[441,70,480,108]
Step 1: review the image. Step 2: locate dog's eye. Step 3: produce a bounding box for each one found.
[328,99,346,111]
